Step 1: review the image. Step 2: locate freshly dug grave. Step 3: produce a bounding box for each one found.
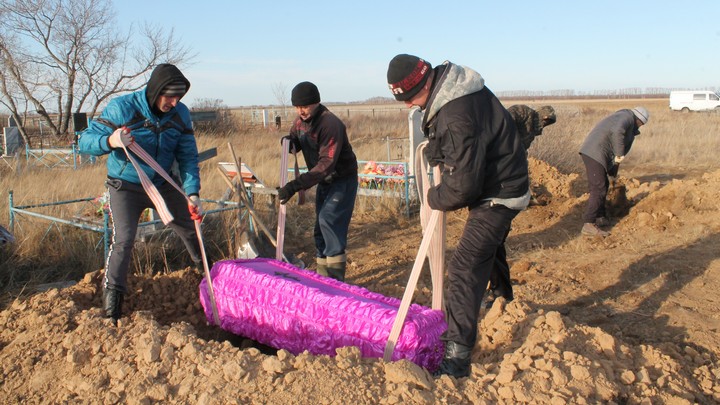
[1,158,718,404]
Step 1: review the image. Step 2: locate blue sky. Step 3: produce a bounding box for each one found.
[117,1,720,107]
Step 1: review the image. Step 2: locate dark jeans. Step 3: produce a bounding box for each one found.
[581,153,609,223]
[443,203,519,347]
[104,179,201,291]
[314,175,358,258]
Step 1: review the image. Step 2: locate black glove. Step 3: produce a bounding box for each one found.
[280,135,300,153]
[608,163,619,178]
[277,180,300,204]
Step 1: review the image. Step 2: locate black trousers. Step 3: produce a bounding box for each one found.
[487,241,513,300]
[104,178,201,291]
[581,153,609,223]
[443,203,519,347]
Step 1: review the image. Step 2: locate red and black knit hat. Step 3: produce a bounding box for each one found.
[387,54,432,101]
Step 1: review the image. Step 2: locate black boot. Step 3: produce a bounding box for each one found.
[433,341,472,378]
[103,288,124,324]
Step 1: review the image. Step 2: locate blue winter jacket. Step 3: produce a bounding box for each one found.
[79,85,200,196]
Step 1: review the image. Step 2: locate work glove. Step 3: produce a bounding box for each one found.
[108,127,134,149]
[277,180,300,205]
[280,135,301,154]
[188,195,203,221]
[608,163,619,178]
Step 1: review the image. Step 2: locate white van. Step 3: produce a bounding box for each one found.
[669,90,720,112]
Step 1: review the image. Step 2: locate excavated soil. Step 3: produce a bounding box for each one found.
[1,158,719,404]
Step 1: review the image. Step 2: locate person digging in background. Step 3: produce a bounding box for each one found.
[387,54,530,378]
[507,104,556,208]
[483,105,557,306]
[506,104,557,151]
[277,81,358,282]
[579,106,649,237]
[79,63,203,324]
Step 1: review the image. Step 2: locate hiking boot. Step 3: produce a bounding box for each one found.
[581,223,610,237]
[595,217,610,227]
[103,288,124,324]
[433,341,472,378]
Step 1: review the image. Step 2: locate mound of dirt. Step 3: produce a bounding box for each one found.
[1,162,719,404]
[528,157,580,202]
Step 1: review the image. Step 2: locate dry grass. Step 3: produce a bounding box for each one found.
[1,98,718,299]
[519,98,720,173]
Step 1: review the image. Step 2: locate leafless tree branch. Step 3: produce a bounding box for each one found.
[0,0,195,143]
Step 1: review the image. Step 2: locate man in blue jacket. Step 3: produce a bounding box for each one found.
[387,54,530,378]
[79,63,202,324]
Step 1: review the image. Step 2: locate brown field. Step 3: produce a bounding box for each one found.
[1,98,719,404]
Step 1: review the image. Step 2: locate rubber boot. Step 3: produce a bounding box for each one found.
[326,254,347,282]
[433,341,472,378]
[103,287,124,325]
[316,257,329,277]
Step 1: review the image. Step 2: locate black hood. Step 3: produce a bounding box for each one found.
[145,63,191,108]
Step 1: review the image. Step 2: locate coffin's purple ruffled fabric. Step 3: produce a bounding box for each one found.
[199,258,446,371]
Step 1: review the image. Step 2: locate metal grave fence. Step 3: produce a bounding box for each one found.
[8,190,241,261]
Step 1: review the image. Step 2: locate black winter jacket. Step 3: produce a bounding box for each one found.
[423,62,529,211]
[288,104,358,190]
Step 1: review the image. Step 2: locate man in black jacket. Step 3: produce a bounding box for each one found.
[387,54,530,378]
[277,82,358,282]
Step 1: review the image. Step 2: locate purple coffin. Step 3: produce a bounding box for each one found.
[199,258,446,370]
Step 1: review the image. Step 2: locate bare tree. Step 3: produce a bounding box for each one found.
[272,81,289,115]
[0,0,194,145]
[191,98,228,112]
